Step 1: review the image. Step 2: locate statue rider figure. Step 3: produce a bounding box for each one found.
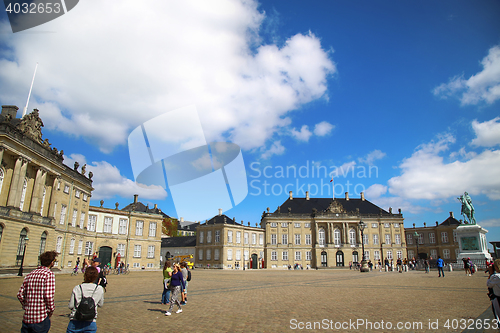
[458,191,476,224]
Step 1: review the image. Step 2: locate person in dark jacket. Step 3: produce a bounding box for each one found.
[165,264,185,316]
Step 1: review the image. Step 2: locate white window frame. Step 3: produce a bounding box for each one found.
[295,251,301,261]
[227,249,233,261]
[294,223,301,228]
[429,232,436,244]
[77,240,83,255]
[282,251,288,261]
[259,234,264,245]
[60,204,67,225]
[236,231,241,244]
[363,234,369,245]
[282,234,288,245]
[334,229,340,246]
[215,230,220,243]
[87,215,96,232]
[199,231,204,244]
[207,230,212,243]
[371,223,378,228]
[373,234,379,245]
[319,228,325,246]
[147,245,155,258]
[281,222,287,228]
[69,238,75,254]
[374,250,380,261]
[19,178,27,210]
[349,229,356,245]
[227,230,233,243]
[136,220,144,236]
[134,245,142,258]
[306,251,312,261]
[79,212,85,229]
[214,249,220,260]
[407,234,413,245]
[271,234,277,245]
[385,234,391,245]
[305,234,311,245]
[206,249,211,260]
[117,244,125,256]
[244,232,249,244]
[71,209,78,227]
[295,234,301,245]
[85,241,93,256]
[397,250,402,259]
[56,236,62,253]
[119,219,127,235]
[441,232,449,243]
[395,234,401,245]
[387,250,393,260]
[149,222,157,237]
[198,249,203,261]
[443,249,450,259]
[270,222,277,227]
[271,251,277,261]
[104,216,113,233]
[235,250,241,261]
[252,233,256,245]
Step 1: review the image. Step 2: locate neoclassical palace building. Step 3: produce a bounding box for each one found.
[0,105,162,271]
[261,191,406,269]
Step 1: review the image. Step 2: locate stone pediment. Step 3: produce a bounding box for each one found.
[326,200,345,214]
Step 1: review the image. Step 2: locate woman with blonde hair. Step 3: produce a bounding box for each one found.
[165,264,185,316]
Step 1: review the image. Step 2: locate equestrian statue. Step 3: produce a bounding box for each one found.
[458,191,476,224]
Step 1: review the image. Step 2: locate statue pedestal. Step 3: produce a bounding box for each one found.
[456,224,491,261]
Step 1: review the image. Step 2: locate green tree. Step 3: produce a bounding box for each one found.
[162,218,178,237]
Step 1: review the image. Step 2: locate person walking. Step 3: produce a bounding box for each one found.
[165,264,185,316]
[180,262,188,305]
[17,250,58,333]
[424,259,430,273]
[436,256,445,277]
[67,266,105,333]
[162,261,173,306]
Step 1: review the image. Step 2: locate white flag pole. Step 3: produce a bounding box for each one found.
[22,62,38,117]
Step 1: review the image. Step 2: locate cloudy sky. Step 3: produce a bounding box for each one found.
[1,1,499,243]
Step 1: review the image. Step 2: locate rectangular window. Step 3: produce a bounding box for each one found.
[244,232,249,244]
[385,234,391,245]
[295,251,301,261]
[271,234,277,245]
[60,204,67,225]
[87,215,96,232]
[408,250,414,259]
[294,223,300,228]
[453,231,457,243]
[407,234,413,245]
[295,234,301,245]
[147,263,154,268]
[227,249,233,261]
[443,249,450,259]
[271,251,277,261]
[304,223,310,228]
[235,250,241,261]
[244,250,249,261]
[134,245,142,258]
[85,241,93,256]
[384,223,390,228]
[199,231,204,243]
[282,234,288,245]
[206,249,211,260]
[374,250,380,261]
[259,234,264,245]
[397,250,402,259]
[364,251,370,260]
[119,219,127,235]
[104,217,113,233]
[79,212,85,229]
[395,234,401,245]
[71,209,77,227]
[373,234,379,245]
[282,251,288,261]
[429,233,435,244]
[149,222,157,237]
[77,240,83,255]
[441,232,449,243]
[133,263,140,268]
[236,231,241,244]
[147,245,155,258]
[64,184,70,193]
[252,233,256,245]
[270,222,277,227]
[207,231,212,243]
[363,234,369,245]
[305,234,311,245]
[83,193,88,201]
[419,233,424,244]
[228,230,233,243]
[306,251,312,261]
[386,250,393,260]
[372,223,378,228]
[431,249,437,258]
[75,189,80,198]
[281,222,287,228]
[136,220,144,236]
[214,249,219,260]
[69,238,75,254]
[215,230,220,243]
[198,249,203,260]
[117,244,125,256]
[394,223,400,228]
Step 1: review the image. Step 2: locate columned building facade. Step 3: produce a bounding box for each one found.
[261,191,406,269]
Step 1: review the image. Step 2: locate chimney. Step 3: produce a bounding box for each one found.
[154,204,157,209]
[424,222,426,227]
[450,212,454,218]
[436,221,439,226]
[389,207,392,214]
[413,223,415,228]
[218,208,222,216]
[133,194,138,204]
[360,192,365,201]
[345,192,349,200]
[1,105,19,118]
[306,191,310,200]
[180,217,184,222]
[289,191,293,200]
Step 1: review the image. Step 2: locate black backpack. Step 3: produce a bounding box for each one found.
[187,270,192,282]
[74,285,97,321]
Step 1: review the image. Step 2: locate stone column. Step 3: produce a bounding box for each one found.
[343,222,347,245]
[30,167,43,213]
[15,158,29,210]
[47,176,60,218]
[39,170,48,214]
[7,157,23,207]
[0,147,4,166]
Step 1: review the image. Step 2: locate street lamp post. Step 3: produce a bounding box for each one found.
[359,220,369,272]
[414,231,420,269]
[18,236,29,276]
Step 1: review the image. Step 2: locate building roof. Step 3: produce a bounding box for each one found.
[178,221,198,231]
[274,197,391,216]
[121,200,170,218]
[202,214,242,226]
[161,236,196,248]
[440,215,461,226]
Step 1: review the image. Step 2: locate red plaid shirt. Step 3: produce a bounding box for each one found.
[17,266,55,323]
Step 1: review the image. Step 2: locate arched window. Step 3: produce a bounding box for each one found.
[318,228,325,246]
[334,229,341,246]
[349,228,356,245]
[39,232,47,256]
[16,228,28,264]
[19,178,28,210]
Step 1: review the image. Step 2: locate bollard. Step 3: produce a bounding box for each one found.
[449,264,453,272]
[385,265,388,272]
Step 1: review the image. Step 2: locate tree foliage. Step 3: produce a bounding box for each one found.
[162,218,178,237]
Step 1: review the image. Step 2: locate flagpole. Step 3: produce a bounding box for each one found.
[330,175,334,199]
[22,62,38,117]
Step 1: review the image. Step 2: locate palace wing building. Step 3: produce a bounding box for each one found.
[261,191,406,269]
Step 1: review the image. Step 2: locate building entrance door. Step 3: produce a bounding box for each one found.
[336,250,344,267]
[321,251,327,267]
[99,246,112,268]
[251,254,258,269]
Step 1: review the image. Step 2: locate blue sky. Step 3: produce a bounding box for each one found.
[1,1,499,245]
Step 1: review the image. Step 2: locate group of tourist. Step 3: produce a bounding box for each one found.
[162,260,190,316]
[17,251,106,333]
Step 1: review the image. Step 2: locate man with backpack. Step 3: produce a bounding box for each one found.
[67,266,104,333]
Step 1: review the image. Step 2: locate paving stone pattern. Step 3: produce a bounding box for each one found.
[0,269,494,333]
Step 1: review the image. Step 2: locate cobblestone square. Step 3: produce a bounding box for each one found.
[0,269,493,333]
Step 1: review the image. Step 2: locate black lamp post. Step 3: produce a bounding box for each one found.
[414,231,420,260]
[18,236,29,276]
[359,220,369,272]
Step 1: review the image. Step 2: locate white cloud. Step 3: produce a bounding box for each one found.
[261,140,285,159]
[358,149,386,165]
[471,117,500,147]
[365,184,388,198]
[313,121,334,136]
[433,45,500,105]
[63,154,167,201]
[388,134,500,200]
[0,0,335,153]
[290,125,313,142]
[478,218,500,228]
